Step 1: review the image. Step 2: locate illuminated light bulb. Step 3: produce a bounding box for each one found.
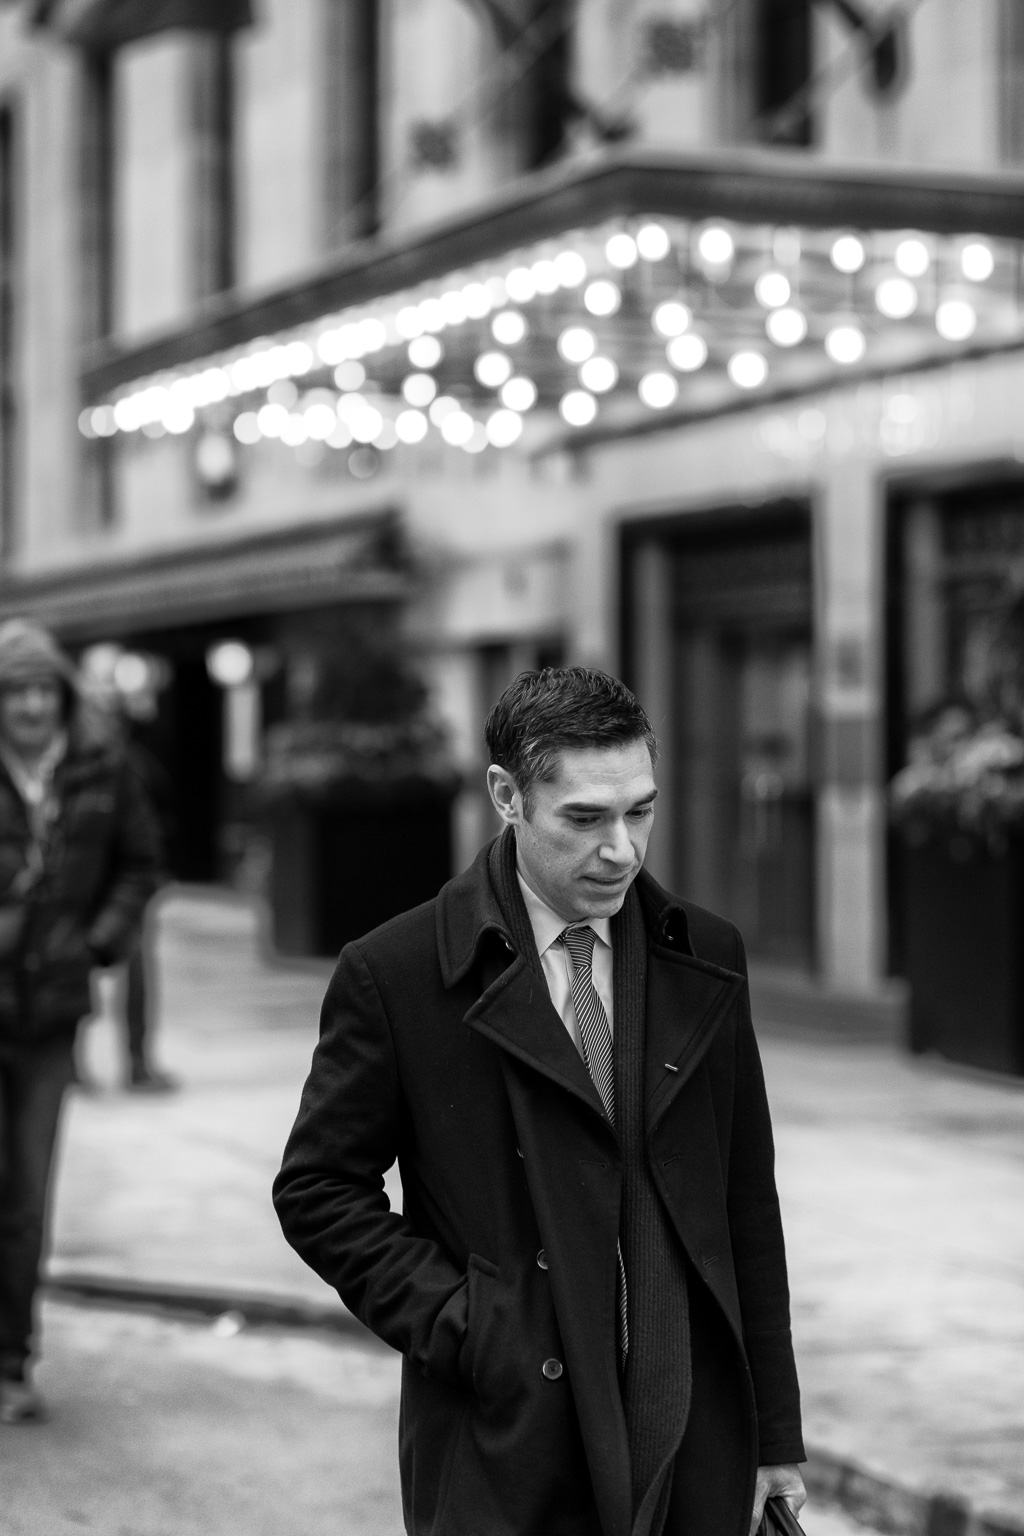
[766,307,807,347]
[327,420,353,449]
[961,240,995,282]
[429,395,460,426]
[500,376,538,412]
[356,319,386,354]
[207,641,253,687]
[284,341,314,374]
[935,298,977,341]
[334,361,366,392]
[605,232,638,269]
[560,390,598,427]
[531,259,559,295]
[316,329,344,365]
[491,309,527,345]
[554,250,587,287]
[441,410,474,447]
[579,356,618,393]
[233,412,261,445]
[280,414,309,447]
[89,405,117,437]
[396,305,425,339]
[875,276,918,319]
[78,408,97,438]
[557,326,596,364]
[653,301,690,338]
[636,223,670,261]
[638,371,679,409]
[250,350,278,388]
[439,289,467,326]
[163,399,195,434]
[831,235,866,274]
[584,279,621,317]
[408,335,443,369]
[256,403,285,438]
[230,356,262,393]
[824,324,866,364]
[395,409,428,444]
[113,397,141,432]
[505,266,537,304]
[304,402,338,440]
[728,351,768,389]
[474,352,513,388]
[402,373,437,408]
[755,271,791,309]
[461,281,492,318]
[486,274,509,306]
[698,225,733,266]
[337,392,367,423]
[895,238,929,278]
[418,297,446,333]
[486,408,523,448]
[667,333,707,371]
[464,422,489,454]
[351,405,384,444]
[376,420,399,451]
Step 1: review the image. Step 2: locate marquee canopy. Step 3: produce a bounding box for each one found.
[78,149,1024,463]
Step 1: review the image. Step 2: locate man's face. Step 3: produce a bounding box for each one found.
[0,680,64,757]
[488,738,658,923]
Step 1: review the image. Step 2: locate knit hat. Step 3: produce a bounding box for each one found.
[0,619,78,692]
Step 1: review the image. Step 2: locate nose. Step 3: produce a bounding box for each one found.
[599,819,635,868]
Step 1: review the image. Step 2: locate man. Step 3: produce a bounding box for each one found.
[0,620,160,1423]
[274,667,806,1535]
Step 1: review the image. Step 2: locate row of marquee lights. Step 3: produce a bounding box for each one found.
[80,220,1010,454]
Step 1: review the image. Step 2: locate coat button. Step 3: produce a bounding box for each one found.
[541,1358,563,1380]
[516,1146,524,1159]
[536,1249,548,1270]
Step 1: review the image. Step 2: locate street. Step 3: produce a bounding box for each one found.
[4,1301,872,1536]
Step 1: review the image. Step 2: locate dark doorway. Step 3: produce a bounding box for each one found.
[755,0,814,145]
[624,505,815,968]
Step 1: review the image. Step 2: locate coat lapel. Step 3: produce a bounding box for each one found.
[643,944,745,1132]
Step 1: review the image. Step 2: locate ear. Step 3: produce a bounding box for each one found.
[486,764,521,826]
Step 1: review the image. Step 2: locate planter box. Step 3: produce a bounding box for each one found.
[903,839,1024,1075]
[267,782,455,958]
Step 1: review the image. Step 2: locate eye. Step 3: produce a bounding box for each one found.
[628,806,655,821]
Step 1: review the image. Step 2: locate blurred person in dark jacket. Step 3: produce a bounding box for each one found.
[79,645,177,1092]
[0,620,160,1424]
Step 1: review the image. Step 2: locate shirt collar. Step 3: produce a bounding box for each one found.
[515,867,612,958]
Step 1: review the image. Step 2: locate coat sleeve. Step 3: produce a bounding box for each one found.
[273,942,468,1385]
[86,761,162,964]
[726,928,806,1466]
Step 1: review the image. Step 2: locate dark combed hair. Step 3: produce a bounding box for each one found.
[484,667,658,811]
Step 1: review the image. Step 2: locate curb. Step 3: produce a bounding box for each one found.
[43,1271,378,1345]
[43,1272,1024,1536]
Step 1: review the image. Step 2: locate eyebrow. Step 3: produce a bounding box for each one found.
[560,788,659,813]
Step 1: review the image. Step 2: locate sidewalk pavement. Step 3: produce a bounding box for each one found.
[47,888,1024,1535]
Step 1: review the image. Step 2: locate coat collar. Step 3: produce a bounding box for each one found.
[435,837,694,989]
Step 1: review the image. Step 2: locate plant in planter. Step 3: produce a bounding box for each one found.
[257,614,459,956]
[889,592,1024,1073]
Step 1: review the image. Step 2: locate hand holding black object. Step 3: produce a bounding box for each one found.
[759,1495,808,1535]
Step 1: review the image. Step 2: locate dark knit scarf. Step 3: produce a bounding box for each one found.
[488,831,691,1536]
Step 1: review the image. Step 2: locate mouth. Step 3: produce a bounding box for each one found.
[583,872,633,888]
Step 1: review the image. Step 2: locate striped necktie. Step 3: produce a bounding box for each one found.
[560,925,629,1363]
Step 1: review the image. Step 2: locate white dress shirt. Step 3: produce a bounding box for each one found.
[516,869,614,1058]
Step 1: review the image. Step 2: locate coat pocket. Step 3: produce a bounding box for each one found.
[462,1252,531,1418]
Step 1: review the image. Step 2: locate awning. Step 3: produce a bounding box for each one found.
[31,0,253,48]
[0,513,410,640]
[77,149,1024,462]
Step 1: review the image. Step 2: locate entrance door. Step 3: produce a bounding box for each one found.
[667,509,815,966]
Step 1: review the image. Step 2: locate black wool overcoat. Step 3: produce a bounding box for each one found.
[274,842,804,1536]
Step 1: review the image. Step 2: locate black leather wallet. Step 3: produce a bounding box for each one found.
[759,1495,807,1535]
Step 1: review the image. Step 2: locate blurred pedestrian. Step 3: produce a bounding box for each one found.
[0,620,160,1424]
[79,645,177,1092]
[275,666,805,1536]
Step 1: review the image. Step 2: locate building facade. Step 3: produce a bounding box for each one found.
[2,0,1024,997]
